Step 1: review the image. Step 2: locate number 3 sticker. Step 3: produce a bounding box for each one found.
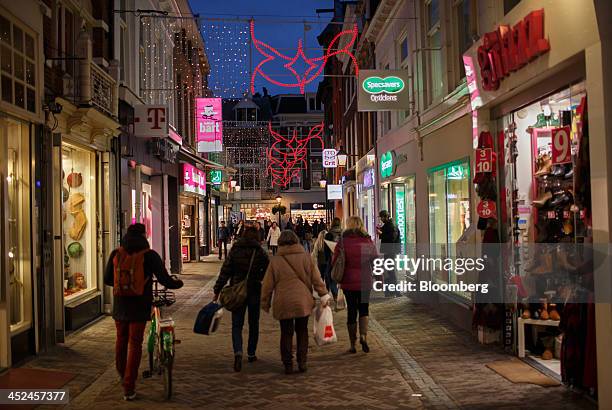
[552,126,572,164]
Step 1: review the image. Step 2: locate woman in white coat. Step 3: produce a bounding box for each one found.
[266,222,281,255]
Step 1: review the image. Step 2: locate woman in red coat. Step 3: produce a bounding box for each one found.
[332,216,379,353]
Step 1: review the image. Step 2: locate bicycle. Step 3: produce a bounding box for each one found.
[143,279,179,400]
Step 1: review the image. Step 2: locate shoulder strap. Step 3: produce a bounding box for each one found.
[245,250,256,280]
[280,255,310,292]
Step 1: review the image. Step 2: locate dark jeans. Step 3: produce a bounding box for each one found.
[321,264,338,298]
[270,245,278,255]
[344,290,369,325]
[218,240,228,259]
[231,293,261,357]
[115,320,147,394]
[279,316,309,365]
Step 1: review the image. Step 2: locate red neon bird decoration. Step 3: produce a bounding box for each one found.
[267,122,324,188]
[250,21,359,94]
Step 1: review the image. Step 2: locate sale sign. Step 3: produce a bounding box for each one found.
[196,98,223,152]
[551,126,572,164]
[322,149,337,168]
[181,163,207,196]
[477,200,497,219]
[475,148,493,173]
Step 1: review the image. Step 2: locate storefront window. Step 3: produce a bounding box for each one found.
[4,120,31,331]
[393,176,417,258]
[141,182,152,243]
[428,160,471,290]
[62,143,97,300]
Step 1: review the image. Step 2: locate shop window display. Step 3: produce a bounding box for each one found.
[428,160,471,291]
[62,143,96,300]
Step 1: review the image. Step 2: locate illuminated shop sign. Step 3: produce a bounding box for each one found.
[380,151,395,179]
[209,169,222,185]
[476,9,550,91]
[181,164,206,196]
[363,168,375,188]
[395,188,406,248]
[322,149,338,168]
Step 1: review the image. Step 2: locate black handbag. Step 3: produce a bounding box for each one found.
[219,250,256,312]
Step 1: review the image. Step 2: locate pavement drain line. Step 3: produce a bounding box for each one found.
[67,276,216,408]
[369,315,459,409]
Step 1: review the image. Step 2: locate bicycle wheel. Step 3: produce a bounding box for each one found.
[162,351,173,400]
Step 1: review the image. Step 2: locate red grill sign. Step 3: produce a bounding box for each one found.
[477,10,550,91]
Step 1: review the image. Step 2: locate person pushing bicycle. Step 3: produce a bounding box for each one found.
[104,223,183,401]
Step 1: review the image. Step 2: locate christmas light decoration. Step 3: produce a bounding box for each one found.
[250,20,359,94]
[266,122,324,188]
[200,21,250,98]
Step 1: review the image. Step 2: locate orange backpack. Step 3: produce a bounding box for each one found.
[113,247,150,296]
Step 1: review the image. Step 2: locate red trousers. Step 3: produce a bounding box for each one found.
[115,320,147,394]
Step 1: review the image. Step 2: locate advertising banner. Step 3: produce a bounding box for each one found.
[358,70,410,111]
[196,98,223,152]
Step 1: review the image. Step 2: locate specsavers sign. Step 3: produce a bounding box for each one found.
[358,70,410,111]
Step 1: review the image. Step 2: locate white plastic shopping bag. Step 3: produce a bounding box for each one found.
[313,305,337,346]
[210,308,224,334]
[335,288,346,311]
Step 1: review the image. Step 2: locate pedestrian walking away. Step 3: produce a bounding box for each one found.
[261,230,330,374]
[332,216,378,354]
[377,210,401,297]
[266,221,281,255]
[323,217,343,301]
[213,227,269,372]
[218,221,230,259]
[311,229,328,285]
[103,223,183,401]
[234,220,245,241]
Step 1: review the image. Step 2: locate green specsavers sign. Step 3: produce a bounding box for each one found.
[358,69,410,111]
[380,150,395,179]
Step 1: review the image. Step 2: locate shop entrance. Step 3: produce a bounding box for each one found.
[496,82,595,386]
[0,118,34,366]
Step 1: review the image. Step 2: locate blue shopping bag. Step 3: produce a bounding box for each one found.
[193,301,224,335]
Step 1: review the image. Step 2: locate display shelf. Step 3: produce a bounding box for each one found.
[517,317,560,358]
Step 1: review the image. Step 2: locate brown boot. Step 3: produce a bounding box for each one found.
[347,323,357,353]
[359,317,370,353]
[549,304,561,321]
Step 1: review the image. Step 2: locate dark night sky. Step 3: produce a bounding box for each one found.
[189,0,334,97]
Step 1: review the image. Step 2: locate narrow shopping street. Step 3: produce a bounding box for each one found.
[13,259,592,410]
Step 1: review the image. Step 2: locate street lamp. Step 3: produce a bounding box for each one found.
[337,146,348,167]
[234,185,241,192]
[319,179,327,189]
[230,179,237,188]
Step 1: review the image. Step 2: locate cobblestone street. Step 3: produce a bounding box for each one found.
[19,258,596,409]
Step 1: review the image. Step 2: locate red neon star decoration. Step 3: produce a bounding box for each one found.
[267,122,324,188]
[251,21,359,94]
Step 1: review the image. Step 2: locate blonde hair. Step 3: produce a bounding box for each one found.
[311,230,327,260]
[345,216,368,236]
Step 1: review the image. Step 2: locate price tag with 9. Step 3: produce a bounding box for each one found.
[552,126,572,164]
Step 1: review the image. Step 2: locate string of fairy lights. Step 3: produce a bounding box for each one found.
[199,21,250,98]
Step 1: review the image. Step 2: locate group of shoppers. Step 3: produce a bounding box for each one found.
[212,214,380,375]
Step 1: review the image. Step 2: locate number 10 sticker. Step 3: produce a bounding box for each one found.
[552,126,572,164]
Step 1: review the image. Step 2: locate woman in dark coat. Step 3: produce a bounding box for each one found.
[213,227,269,371]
